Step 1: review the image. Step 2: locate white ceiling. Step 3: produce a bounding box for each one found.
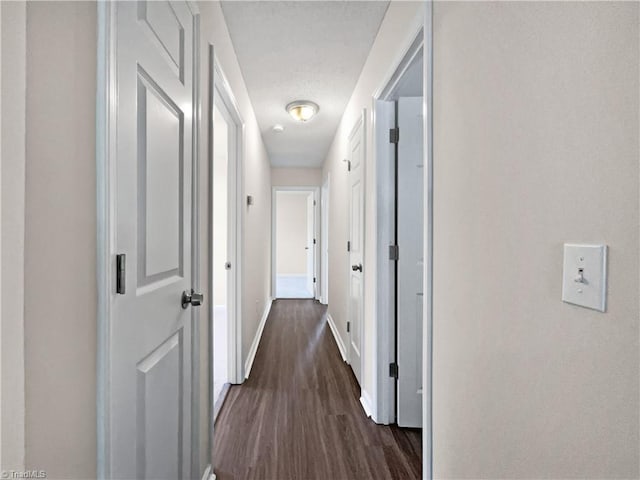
[220,1,390,168]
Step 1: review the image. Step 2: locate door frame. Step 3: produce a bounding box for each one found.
[96,2,203,478]
[271,186,320,300]
[370,4,433,478]
[372,24,424,425]
[207,44,245,478]
[208,46,244,385]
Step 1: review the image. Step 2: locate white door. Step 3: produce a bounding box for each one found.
[305,193,315,297]
[320,176,330,305]
[396,97,424,428]
[348,114,365,385]
[112,2,198,478]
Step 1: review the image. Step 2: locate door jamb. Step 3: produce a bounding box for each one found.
[271,186,320,300]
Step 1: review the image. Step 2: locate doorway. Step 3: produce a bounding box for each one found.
[271,187,319,299]
[211,85,234,411]
[373,29,425,428]
[208,48,244,415]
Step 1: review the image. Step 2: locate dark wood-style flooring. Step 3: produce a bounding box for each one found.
[213,299,422,480]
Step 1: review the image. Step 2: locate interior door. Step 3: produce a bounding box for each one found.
[321,177,329,305]
[396,97,424,428]
[305,192,315,297]
[348,115,365,385]
[112,2,198,478]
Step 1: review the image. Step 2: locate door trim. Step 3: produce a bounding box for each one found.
[96,3,202,478]
[271,186,320,300]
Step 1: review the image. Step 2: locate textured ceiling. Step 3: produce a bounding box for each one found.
[221,1,390,168]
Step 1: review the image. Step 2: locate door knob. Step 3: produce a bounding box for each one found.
[181,289,204,309]
[351,263,363,272]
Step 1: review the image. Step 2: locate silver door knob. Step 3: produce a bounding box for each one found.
[351,263,363,272]
[181,289,204,309]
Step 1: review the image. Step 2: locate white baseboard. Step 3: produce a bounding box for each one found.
[360,390,374,419]
[244,298,273,379]
[202,464,215,480]
[326,313,347,362]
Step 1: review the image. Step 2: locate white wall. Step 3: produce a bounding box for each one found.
[431,2,639,478]
[0,0,26,471]
[276,192,310,276]
[321,1,424,411]
[272,167,322,187]
[24,2,97,477]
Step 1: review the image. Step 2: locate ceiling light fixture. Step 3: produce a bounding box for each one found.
[286,101,319,122]
[272,124,285,133]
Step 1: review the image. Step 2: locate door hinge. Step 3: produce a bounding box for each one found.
[389,245,399,261]
[116,253,126,294]
[389,127,399,144]
[347,240,351,252]
[389,362,398,379]
[347,321,351,333]
[347,160,352,172]
[313,238,317,245]
[313,200,317,206]
[313,277,316,283]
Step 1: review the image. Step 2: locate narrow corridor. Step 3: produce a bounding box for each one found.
[213,299,422,479]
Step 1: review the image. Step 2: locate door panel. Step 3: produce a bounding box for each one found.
[112,2,197,478]
[396,97,424,428]
[138,1,185,79]
[136,331,184,480]
[137,71,184,282]
[348,115,365,385]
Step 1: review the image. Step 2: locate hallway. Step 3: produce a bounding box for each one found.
[213,299,422,480]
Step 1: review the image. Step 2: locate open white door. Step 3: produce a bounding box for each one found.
[396,97,424,428]
[348,113,365,385]
[110,2,198,478]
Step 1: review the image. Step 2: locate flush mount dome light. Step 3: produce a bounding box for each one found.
[286,101,319,122]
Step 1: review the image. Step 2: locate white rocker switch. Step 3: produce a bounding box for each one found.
[562,244,607,312]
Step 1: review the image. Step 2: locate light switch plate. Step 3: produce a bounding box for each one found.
[562,244,607,312]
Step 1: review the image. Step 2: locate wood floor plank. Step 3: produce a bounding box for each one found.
[213,299,422,480]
